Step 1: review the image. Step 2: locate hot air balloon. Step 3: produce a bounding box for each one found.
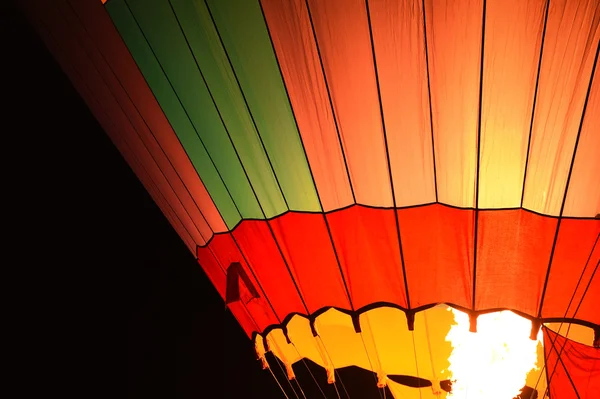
[19,0,599,398]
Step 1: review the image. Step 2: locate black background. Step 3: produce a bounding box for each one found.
[4,3,284,398]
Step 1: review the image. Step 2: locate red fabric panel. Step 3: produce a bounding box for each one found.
[475,210,557,315]
[544,327,600,399]
[196,246,257,338]
[232,222,307,320]
[197,207,597,333]
[542,219,600,324]
[397,204,474,309]
[68,0,227,234]
[196,247,227,299]
[204,234,279,331]
[269,213,351,313]
[326,206,407,310]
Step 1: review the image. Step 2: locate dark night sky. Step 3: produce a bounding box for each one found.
[5,3,286,398]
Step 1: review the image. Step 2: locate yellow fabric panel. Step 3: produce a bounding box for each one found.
[546,322,594,346]
[265,329,301,368]
[286,317,327,368]
[313,309,372,370]
[359,306,454,382]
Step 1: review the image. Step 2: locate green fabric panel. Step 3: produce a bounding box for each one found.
[200,0,321,213]
[107,0,247,228]
[133,0,286,218]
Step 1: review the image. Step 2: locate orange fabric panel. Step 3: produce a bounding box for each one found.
[564,69,600,218]
[232,222,308,319]
[522,0,600,215]
[260,0,353,211]
[425,0,483,207]
[478,0,546,208]
[397,204,474,309]
[66,0,227,234]
[203,234,280,331]
[475,210,558,315]
[269,212,351,313]
[306,0,392,207]
[326,206,407,310]
[544,327,600,399]
[367,0,436,206]
[542,219,600,323]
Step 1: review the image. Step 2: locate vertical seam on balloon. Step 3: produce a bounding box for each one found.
[257,0,355,311]
[99,0,231,232]
[364,0,411,310]
[65,0,216,241]
[537,44,599,318]
[201,0,290,214]
[521,0,551,209]
[163,0,284,323]
[37,4,207,245]
[472,0,487,311]
[304,0,357,205]
[421,0,438,203]
[121,0,245,231]
[201,0,311,315]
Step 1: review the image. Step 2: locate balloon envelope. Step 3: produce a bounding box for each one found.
[20,0,599,397]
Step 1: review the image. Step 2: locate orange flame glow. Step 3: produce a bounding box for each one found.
[445,308,542,399]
